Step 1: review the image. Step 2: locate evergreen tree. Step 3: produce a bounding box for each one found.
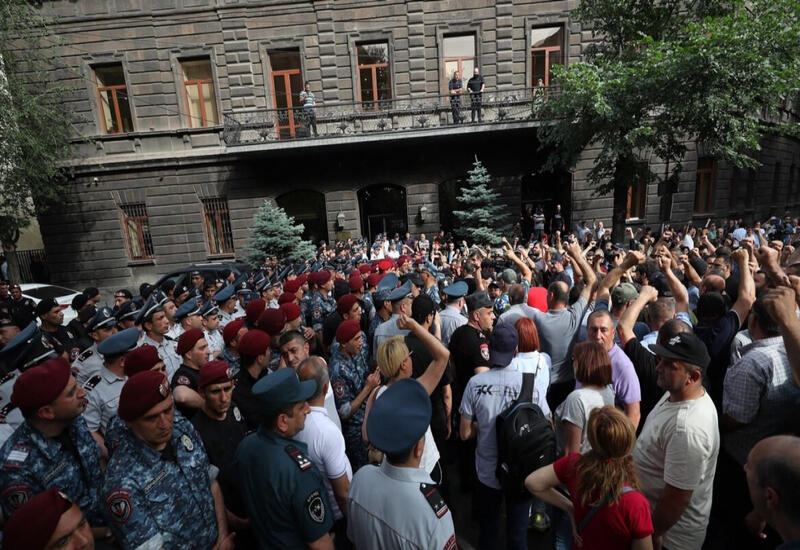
[453,157,511,246]
[244,200,316,268]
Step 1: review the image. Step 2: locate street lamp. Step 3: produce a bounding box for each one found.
[336,211,346,231]
[419,205,428,223]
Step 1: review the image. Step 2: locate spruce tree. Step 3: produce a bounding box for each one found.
[244,200,316,268]
[453,157,511,246]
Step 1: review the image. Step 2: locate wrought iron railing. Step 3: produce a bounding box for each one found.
[222,86,558,146]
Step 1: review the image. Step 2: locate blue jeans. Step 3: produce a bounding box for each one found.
[553,506,574,550]
[475,481,532,550]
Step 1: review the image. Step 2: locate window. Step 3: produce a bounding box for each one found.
[626,170,647,220]
[443,35,475,83]
[202,198,235,255]
[120,203,154,260]
[357,42,391,108]
[694,158,715,213]
[181,59,219,127]
[531,27,564,87]
[268,49,304,139]
[94,64,134,134]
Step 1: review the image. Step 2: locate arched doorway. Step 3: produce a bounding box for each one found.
[357,184,407,242]
[275,190,329,245]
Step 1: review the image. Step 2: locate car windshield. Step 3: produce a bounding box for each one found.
[23,286,77,300]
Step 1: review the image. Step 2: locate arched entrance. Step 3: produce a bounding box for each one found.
[275,190,329,245]
[357,184,407,242]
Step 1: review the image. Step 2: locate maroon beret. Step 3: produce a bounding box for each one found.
[2,487,72,550]
[283,279,302,294]
[11,357,71,409]
[124,345,161,377]
[311,270,331,286]
[245,299,266,326]
[358,264,372,275]
[348,275,363,292]
[257,308,286,336]
[280,302,302,322]
[366,273,382,288]
[198,360,233,389]
[118,371,170,421]
[336,319,361,345]
[277,292,295,305]
[222,318,247,346]
[337,294,359,316]
[398,255,411,266]
[296,273,309,286]
[238,329,271,356]
[378,259,394,271]
[176,328,205,356]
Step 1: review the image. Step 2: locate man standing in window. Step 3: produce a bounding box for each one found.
[299,81,318,137]
[448,71,463,124]
[467,67,485,122]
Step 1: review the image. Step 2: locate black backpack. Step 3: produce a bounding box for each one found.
[495,371,557,496]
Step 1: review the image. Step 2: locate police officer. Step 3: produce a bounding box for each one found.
[201,300,224,358]
[114,300,139,330]
[73,307,117,386]
[348,378,456,549]
[6,283,35,328]
[214,283,241,329]
[3,487,95,550]
[236,367,335,549]
[420,262,442,306]
[192,361,252,546]
[257,308,286,373]
[171,296,203,339]
[102,370,233,550]
[372,281,413,363]
[233,329,272,431]
[306,271,336,343]
[36,298,79,362]
[84,327,139,440]
[136,295,181,381]
[221,317,247,375]
[171,328,210,420]
[0,357,108,536]
[439,281,468,347]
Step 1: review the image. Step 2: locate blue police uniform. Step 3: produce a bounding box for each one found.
[306,291,336,333]
[494,279,530,317]
[102,412,218,550]
[329,333,371,470]
[0,416,105,525]
[220,347,241,376]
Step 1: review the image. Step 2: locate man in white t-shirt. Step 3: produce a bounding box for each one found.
[294,356,353,545]
[634,332,719,550]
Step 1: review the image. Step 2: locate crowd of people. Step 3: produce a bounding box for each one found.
[0,212,799,550]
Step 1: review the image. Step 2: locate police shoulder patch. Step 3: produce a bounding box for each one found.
[305,490,326,524]
[176,375,191,387]
[106,489,132,525]
[1,484,30,509]
[332,379,346,399]
[83,374,102,391]
[419,482,448,519]
[232,406,242,422]
[284,444,312,471]
[443,534,457,550]
[479,343,490,362]
[78,349,93,361]
[181,433,194,452]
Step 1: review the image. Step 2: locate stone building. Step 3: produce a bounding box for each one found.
[25,0,800,290]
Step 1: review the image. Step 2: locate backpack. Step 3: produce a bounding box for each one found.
[495,371,557,496]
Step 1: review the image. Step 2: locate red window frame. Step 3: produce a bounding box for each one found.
[531,27,564,87]
[181,60,218,128]
[94,65,132,134]
[202,197,235,255]
[357,43,391,108]
[442,35,476,85]
[120,204,154,260]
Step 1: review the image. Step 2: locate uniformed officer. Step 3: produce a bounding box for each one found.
[220,317,247,375]
[330,320,379,471]
[102,370,233,550]
[36,298,79,362]
[420,262,443,306]
[136,295,181,381]
[114,300,139,330]
[6,283,35,328]
[236,367,335,550]
[368,287,392,349]
[257,308,286,372]
[244,298,266,330]
[233,329,271,431]
[372,281,413,363]
[73,307,117,386]
[171,328,210,420]
[192,361,252,546]
[214,283,241,329]
[84,326,139,439]
[439,281,469,347]
[201,300,224,358]
[3,487,95,550]
[0,357,107,534]
[171,297,203,339]
[348,378,457,549]
[306,271,336,341]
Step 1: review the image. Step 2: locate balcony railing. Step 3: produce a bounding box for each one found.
[222,86,558,146]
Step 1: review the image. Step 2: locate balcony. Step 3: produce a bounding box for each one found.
[222,87,557,148]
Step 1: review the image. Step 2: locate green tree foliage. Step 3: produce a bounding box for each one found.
[244,200,316,267]
[0,1,73,252]
[453,157,511,246]
[539,0,800,239]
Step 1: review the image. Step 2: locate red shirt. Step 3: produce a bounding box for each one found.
[553,453,654,550]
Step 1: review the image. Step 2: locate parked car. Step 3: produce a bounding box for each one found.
[19,283,82,325]
[152,262,250,295]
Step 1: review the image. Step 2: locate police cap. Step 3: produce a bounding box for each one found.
[88,307,117,332]
[97,327,139,357]
[252,367,316,414]
[367,378,431,455]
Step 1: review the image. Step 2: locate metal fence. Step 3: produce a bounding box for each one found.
[223,86,558,146]
[15,249,49,283]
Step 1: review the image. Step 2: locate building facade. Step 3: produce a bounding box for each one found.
[25,0,800,290]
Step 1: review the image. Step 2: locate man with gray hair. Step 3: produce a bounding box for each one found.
[497,283,539,327]
[295,356,353,549]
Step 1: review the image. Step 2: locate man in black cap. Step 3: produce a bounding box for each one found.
[6,284,35,328]
[73,307,118,386]
[633,332,719,550]
[348,378,456,548]
[113,289,133,310]
[236,368,335,549]
[36,297,79,362]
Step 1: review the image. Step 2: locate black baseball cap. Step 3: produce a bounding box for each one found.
[650,332,710,370]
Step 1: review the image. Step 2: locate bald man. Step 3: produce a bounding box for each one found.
[745,435,800,548]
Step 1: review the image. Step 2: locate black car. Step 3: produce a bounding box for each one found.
[153,262,251,293]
